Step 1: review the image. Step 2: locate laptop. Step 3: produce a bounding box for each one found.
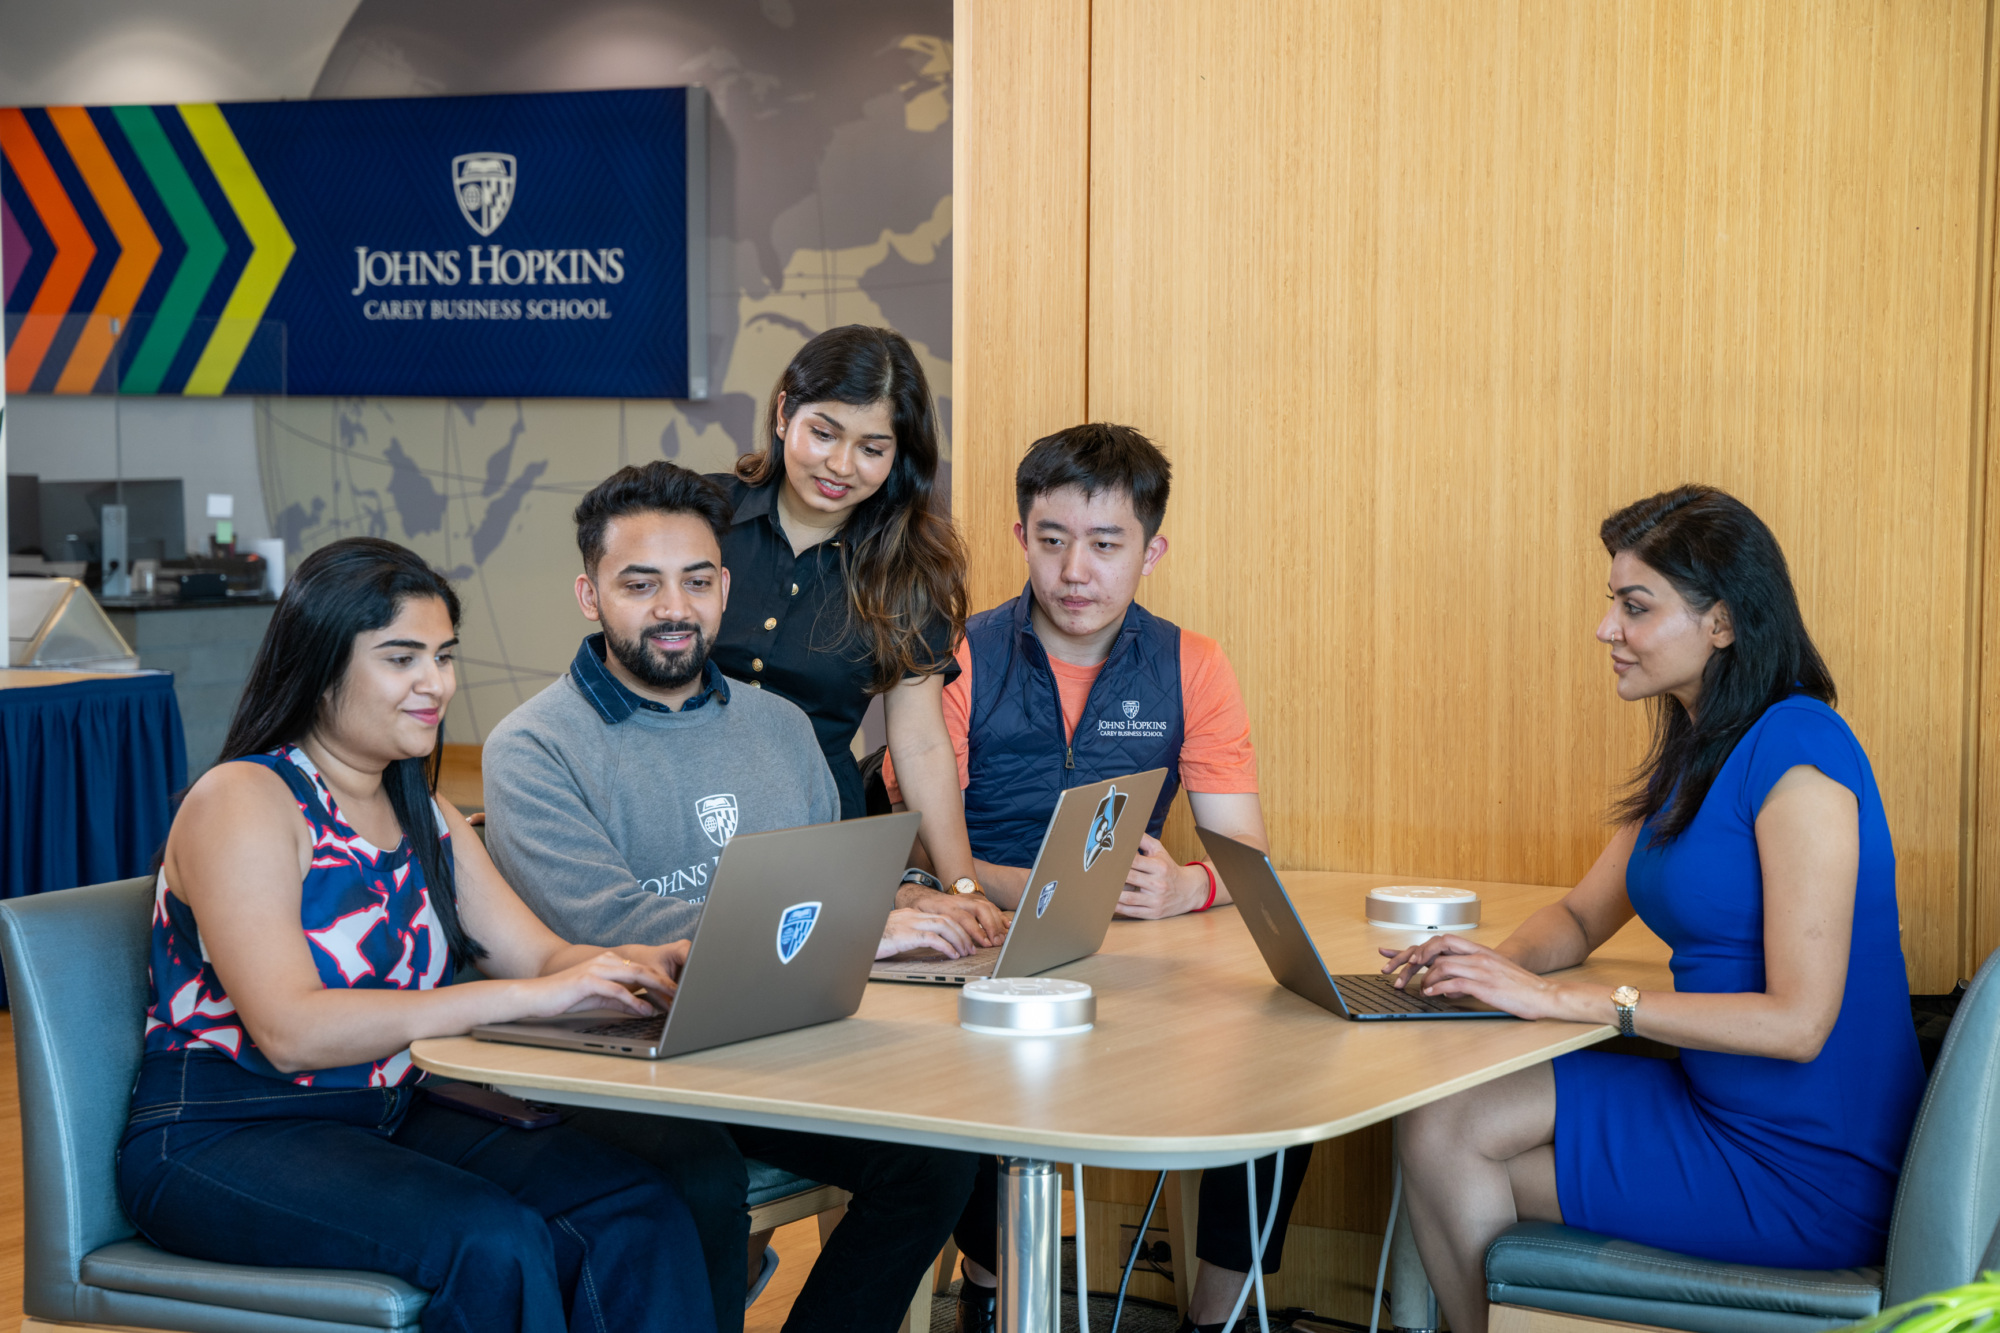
[474,811,921,1059]
[870,769,1168,985]
[1195,827,1514,1021]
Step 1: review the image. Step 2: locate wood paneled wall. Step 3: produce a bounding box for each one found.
[957,0,2000,992]
[954,0,1092,609]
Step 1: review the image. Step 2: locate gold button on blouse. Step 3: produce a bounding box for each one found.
[752,658,764,672]
[763,616,778,630]
[749,680,761,688]
[790,583,798,596]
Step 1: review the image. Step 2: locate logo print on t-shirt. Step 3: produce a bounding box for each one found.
[1083,786,1127,871]
[777,902,821,963]
[1036,880,1058,918]
[1122,699,1140,720]
[696,793,738,847]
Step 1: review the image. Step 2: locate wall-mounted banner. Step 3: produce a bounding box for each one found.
[1,87,707,398]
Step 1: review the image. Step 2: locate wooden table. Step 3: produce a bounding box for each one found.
[414,870,1671,1330]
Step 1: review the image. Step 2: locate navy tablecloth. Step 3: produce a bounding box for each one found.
[0,672,186,1005]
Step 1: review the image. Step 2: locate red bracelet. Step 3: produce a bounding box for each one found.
[1186,860,1218,913]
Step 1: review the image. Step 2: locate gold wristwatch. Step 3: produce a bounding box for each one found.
[951,876,980,896]
[1612,985,1640,1038]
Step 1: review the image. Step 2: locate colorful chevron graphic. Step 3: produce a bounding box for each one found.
[1,102,293,395]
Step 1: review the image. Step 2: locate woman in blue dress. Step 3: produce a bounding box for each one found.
[1385,486,1925,1333]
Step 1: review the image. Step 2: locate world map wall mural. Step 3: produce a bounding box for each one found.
[254,0,952,744]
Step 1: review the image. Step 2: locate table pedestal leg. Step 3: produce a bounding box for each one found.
[998,1156,1061,1333]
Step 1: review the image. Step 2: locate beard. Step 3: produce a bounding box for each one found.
[605,620,711,692]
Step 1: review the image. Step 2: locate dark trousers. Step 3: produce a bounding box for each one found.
[569,1109,978,1333]
[117,1051,714,1333]
[954,1144,1314,1280]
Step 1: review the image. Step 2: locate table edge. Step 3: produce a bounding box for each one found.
[412,1019,1615,1156]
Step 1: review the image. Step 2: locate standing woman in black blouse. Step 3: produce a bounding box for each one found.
[707,325,1004,947]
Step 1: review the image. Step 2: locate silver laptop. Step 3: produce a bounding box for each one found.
[871,769,1167,985]
[1196,827,1513,1021]
[474,811,921,1059]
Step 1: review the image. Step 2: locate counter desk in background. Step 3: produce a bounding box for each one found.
[102,594,276,776]
[0,669,186,1005]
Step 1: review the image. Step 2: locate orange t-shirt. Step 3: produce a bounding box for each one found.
[882,628,1259,802]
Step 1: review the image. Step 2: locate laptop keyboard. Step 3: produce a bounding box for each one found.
[875,947,999,977]
[578,1015,668,1038]
[1333,972,1460,1015]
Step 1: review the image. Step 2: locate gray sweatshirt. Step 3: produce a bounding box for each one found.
[483,649,839,947]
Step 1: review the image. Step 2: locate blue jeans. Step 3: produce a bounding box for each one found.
[118,1050,714,1333]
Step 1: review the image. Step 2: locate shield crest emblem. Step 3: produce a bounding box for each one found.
[1122,699,1140,720]
[452,152,516,236]
[1083,785,1127,871]
[1035,880,1058,918]
[776,902,821,964]
[696,794,738,848]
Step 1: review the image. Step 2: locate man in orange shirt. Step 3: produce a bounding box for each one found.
[885,423,1306,1333]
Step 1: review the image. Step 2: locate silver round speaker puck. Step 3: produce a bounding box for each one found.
[958,978,1096,1036]
[1365,885,1480,930]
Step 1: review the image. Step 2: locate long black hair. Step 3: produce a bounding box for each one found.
[219,537,484,964]
[1602,485,1835,845]
[735,324,967,692]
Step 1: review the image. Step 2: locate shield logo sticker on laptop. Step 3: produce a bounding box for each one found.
[776,902,821,964]
[1083,786,1127,871]
[452,152,516,236]
[1036,880,1058,918]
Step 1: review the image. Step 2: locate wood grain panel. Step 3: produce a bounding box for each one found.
[953,0,1094,613]
[1082,0,1990,990]
[1968,0,2000,985]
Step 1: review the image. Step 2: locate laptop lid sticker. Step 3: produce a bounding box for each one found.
[1083,786,1127,871]
[776,901,821,964]
[1035,880,1058,918]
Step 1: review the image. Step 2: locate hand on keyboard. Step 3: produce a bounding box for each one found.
[876,905,979,960]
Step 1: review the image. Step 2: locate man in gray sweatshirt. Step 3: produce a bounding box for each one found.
[483,462,977,1333]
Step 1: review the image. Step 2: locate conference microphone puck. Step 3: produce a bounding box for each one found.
[1365,885,1480,931]
[959,978,1096,1036]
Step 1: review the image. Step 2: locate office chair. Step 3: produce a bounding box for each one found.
[0,876,430,1333]
[1484,949,2000,1333]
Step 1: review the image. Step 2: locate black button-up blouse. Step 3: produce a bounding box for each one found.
[707,473,959,818]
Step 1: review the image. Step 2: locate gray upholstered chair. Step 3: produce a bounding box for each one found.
[1485,949,2000,1333]
[0,875,429,1333]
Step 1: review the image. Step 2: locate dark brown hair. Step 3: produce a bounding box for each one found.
[574,462,733,574]
[1015,422,1172,537]
[1601,485,1835,844]
[220,538,483,965]
[736,325,967,692]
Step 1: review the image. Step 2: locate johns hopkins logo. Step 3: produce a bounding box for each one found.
[1122,699,1141,720]
[452,152,516,236]
[1082,785,1127,871]
[696,794,738,848]
[1035,880,1058,918]
[776,902,821,964]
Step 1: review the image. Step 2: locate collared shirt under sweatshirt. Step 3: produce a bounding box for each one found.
[482,633,840,946]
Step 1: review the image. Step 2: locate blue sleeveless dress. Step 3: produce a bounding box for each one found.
[1552,697,1925,1269]
[142,746,454,1088]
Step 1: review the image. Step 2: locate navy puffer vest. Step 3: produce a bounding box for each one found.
[963,588,1185,867]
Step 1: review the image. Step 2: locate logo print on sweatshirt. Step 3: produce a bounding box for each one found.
[452,152,516,235]
[696,793,738,847]
[1122,699,1141,720]
[1036,880,1058,919]
[1083,785,1127,872]
[776,902,821,964]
